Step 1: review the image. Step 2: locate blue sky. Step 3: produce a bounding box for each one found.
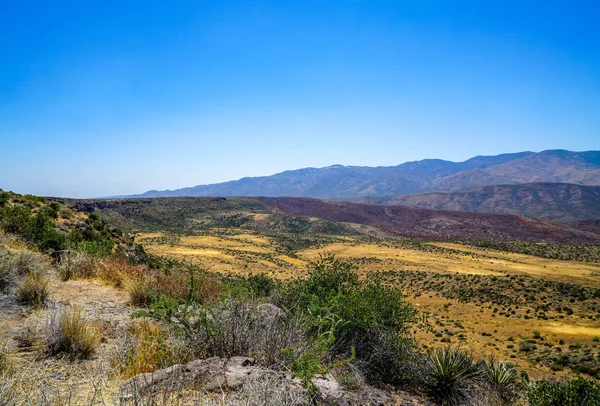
[1,1,598,197]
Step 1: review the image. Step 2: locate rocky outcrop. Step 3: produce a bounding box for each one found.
[120,356,398,405]
[120,356,280,397]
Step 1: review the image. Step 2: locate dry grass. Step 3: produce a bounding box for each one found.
[1,247,50,292]
[44,306,100,360]
[0,337,10,373]
[59,252,101,281]
[16,270,51,308]
[114,319,173,379]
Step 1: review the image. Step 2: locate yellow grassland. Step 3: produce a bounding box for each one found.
[135,231,600,379]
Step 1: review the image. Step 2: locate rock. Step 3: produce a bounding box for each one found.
[312,374,394,405]
[120,356,288,400]
[120,356,397,405]
[393,390,437,406]
[253,303,286,320]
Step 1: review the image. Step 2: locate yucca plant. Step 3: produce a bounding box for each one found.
[485,358,519,404]
[425,346,484,405]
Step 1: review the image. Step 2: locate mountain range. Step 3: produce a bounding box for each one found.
[131,150,600,199]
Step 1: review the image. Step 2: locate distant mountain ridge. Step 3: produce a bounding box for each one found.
[348,183,600,222]
[129,150,600,199]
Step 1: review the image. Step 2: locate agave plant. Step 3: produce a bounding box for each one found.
[425,346,484,404]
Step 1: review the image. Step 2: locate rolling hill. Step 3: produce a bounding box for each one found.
[347,183,600,222]
[128,150,600,199]
[55,196,600,244]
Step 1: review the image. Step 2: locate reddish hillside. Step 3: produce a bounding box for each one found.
[260,197,600,244]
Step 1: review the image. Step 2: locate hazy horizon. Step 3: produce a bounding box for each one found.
[2,1,599,198]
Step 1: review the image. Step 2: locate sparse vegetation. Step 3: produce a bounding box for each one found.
[1,191,599,403]
[527,377,600,405]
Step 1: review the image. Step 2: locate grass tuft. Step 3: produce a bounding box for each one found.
[114,318,173,379]
[44,306,99,360]
[16,270,50,308]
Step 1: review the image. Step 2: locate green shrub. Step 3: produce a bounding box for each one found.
[0,205,31,236]
[246,273,276,298]
[527,377,600,405]
[280,254,417,383]
[0,191,9,207]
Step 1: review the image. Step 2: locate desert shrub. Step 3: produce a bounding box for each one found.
[246,273,277,297]
[0,191,9,207]
[58,252,100,281]
[0,206,67,251]
[424,346,485,405]
[114,318,173,379]
[0,205,31,236]
[279,254,417,383]
[16,270,50,308]
[137,296,312,369]
[527,377,600,405]
[44,306,99,359]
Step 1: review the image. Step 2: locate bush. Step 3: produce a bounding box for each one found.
[246,273,277,298]
[137,296,311,369]
[1,247,50,294]
[424,346,484,405]
[279,254,417,383]
[16,270,50,308]
[44,306,99,360]
[0,191,9,207]
[527,378,600,406]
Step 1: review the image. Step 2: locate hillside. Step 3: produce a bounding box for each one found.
[260,197,600,243]
[128,150,600,199]
[348,183,600,222]
[55,196,600,244]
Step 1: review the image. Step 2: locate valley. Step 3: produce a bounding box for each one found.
[134,228,600,380]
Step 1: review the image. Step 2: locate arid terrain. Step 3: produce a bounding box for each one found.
[3,191,600,405]
[134,229,600,380]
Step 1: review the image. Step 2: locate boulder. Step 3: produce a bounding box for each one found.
[120,356,399,405]
[120,357,286,400]
[313,373,394,405]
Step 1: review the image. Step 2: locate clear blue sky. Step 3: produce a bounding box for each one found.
[1,1,598,197]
